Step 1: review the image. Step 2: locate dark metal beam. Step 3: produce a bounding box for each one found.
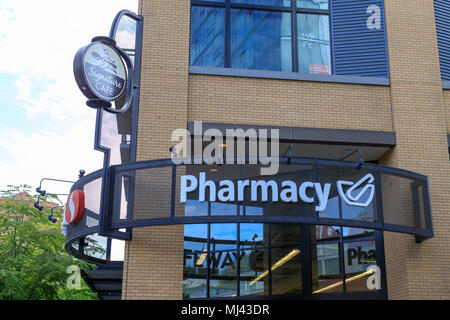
[188,122,396,147]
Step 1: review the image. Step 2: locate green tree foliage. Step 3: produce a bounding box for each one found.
[0,185,98,300]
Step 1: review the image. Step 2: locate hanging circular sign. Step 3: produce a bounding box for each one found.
[65,190,85,224]
[74,37,127,102]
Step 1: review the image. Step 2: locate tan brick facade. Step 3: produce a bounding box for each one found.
[122,0,450,299]
[381,0,450,299]
[443,91,450,131]
[188,75,393,132]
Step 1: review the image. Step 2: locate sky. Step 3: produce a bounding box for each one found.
[0,0,138,198]
[0,0,138,261]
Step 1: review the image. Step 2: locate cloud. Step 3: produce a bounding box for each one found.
[0,0,138,192]
[0,0,138,119]
[0,118,103,195]
[0,0,138,77]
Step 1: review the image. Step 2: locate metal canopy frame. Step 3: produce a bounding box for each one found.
[65,155,433,266]
[182,223,387,299]
[104,156,433,239]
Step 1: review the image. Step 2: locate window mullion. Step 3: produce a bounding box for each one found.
[206,223,211,298]
[225,0,231,68]
[339,227,347,292]
[237,222,240,297]
[292,0,299,72]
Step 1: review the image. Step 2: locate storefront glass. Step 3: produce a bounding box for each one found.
[183,223,382,298]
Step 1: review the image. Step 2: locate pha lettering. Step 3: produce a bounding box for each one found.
[347,246,376,265]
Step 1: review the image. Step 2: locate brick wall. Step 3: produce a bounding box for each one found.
[188,75,393,132]
[381,0,450,299]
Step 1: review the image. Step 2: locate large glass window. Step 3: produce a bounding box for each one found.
[312,243,342,293]
[240,249,269,296]
[311,225,379,295]
[183,224,208,298]
[183,223,383,298]
[190,0,331,74]
[190,6,225,67]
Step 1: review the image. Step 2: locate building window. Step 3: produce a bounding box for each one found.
[183,223,381,298]
[190,0,331,74]
[297,13,331,74]
[312,226,377,294]
[231,9,292,72]
[190,6,225,67]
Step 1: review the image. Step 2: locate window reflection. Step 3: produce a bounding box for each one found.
[114,15,137,50]
[185,199,208,216]
[240,249,269,296]
[83,234,108,260]
[211,202,238,216]
[190,1,332,74]
[210,224,238,251]
[244,205,264,216]
[83,177,102,215]
[342,227,375,240]
[231,10,292,71]
[341,185,377,221]
[318,195,340,219]
[297,14,331,75]
[344,241,377,292]
[240,223,267,248]
[184,224,208,298]
[312,243,342,293]
[314,225,340,242]
[190,6,225,67]
[271,224,301,247]
[71,241,79,251]
[112,174,130,222]
[183,224,381,298]
[184,249,207,298]
[210,250,238,297]
[100,110,123,166]
[184,224,208,252]
[272,246,302,295]
[297,0,329,10]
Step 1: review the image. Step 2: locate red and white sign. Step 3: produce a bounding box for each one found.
[65,190,85,224]
[310,64,331,75]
